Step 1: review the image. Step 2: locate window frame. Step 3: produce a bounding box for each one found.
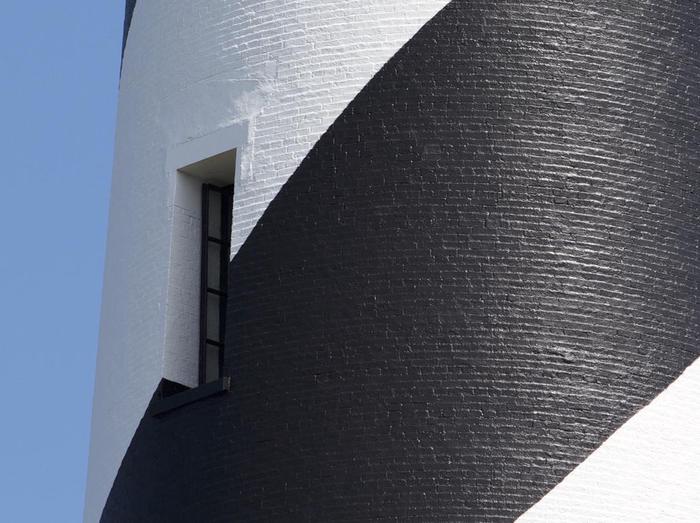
[199,183,234,385]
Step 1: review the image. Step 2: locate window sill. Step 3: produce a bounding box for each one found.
[150,377,230,417]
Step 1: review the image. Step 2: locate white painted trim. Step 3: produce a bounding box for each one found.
[166,123,248,176]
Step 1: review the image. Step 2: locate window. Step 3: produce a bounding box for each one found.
[165,126,245,391]
[199,183,233,384]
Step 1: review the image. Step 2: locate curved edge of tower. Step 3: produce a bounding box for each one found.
[86,1,700,522]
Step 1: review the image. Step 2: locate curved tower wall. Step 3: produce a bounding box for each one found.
[85,1,451,521]
[89,1,699,522]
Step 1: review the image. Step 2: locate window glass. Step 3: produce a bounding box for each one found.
[208,189,222,239]
[207,293,220,342]
[207,242,221,290]
[205,344,220,382]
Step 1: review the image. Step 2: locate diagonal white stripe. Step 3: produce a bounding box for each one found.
[518,357,700,523]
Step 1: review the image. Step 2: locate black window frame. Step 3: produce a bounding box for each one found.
[199,183,234,385]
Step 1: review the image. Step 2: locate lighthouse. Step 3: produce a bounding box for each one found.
[86,1,700,521]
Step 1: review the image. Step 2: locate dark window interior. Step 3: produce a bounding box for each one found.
[199,184,233,384]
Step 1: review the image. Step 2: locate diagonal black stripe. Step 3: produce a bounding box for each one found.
[102,1,700,521]
[121,0,137,61]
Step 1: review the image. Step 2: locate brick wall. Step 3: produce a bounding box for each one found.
[100,1,699,521]
[86,1,450,521]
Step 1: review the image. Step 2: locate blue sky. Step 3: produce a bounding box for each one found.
[0,2,122,521]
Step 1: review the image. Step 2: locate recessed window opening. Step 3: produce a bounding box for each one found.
[174,146,237,387]
[199,183,233,384]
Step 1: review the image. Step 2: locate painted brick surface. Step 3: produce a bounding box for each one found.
[101,1,699,521]
[519,360,700,522]
[86,1,449,521]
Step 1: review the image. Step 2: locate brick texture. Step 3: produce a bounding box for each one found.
[101,1,699,521]
[87,2,449,520]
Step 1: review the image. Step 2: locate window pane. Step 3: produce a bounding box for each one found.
[208,189,222,239]
[205,344,220,383]
[207,293,220,341]
[207,242,221,290]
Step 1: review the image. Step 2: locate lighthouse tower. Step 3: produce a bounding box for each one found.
[86,1,700,521]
